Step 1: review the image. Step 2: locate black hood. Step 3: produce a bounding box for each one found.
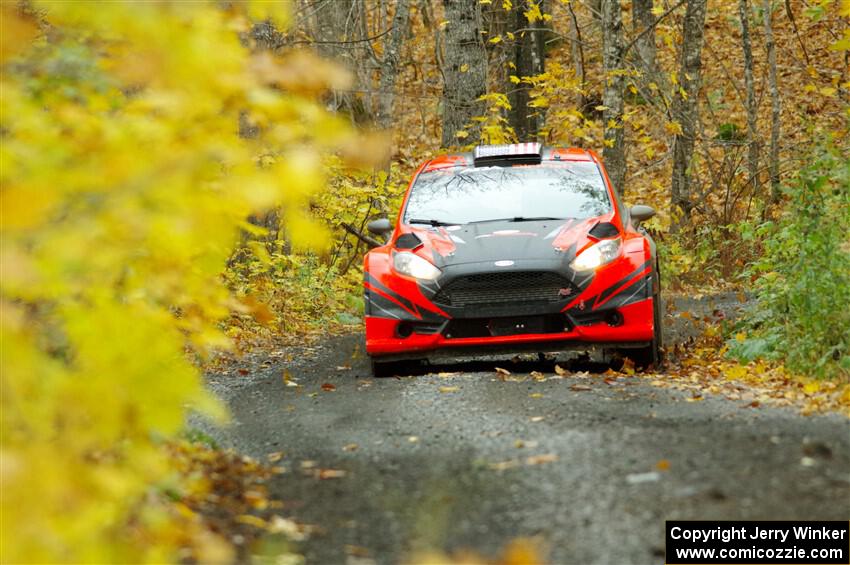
[438,220,561,266]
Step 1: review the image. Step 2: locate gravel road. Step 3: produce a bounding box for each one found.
[200,294,850,564]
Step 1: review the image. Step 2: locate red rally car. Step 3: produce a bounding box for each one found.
[363,143,662,377]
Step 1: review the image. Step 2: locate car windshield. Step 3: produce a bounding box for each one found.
[403,162,611,225]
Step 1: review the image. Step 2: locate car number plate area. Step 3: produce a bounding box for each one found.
[487,316,545,336]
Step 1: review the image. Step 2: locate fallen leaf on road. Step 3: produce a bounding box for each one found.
[238,368,249,375]
[336,365,351,371]
[500,538,546,565]
[345,545,371,557]
[530,371,546,381]
[495,367,511,376]
[268,516,307,541]
[554,364,567,376]
[530,416,544,422]
[490,459,520,471]
[281,370,294,385]
[529,392,544,398]
[525,453,558,465]
[570,384,592,392]
[321,383,336,392]
[802,440,832,459]
[439,386,459,393]
[436,372,461,378]
[342,443,358,452]
[656,459,670,471]
[236,514,267,528]
[626,471,660,484]
[267,451,284,462]
[317,469,347,479]
[408,436,419,443]
[244,490,268,510]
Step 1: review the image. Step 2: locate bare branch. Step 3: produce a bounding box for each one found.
[340,222,383,248]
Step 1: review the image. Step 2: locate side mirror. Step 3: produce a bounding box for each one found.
[367,218,393,236]
[629,205,656,226]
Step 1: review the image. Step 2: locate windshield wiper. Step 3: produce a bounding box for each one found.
[468,216,568,224]
[407,218,456,227]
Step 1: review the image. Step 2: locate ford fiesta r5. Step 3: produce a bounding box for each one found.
[363,143,662,377]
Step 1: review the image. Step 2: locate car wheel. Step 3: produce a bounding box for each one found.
[631,261,664,370]
[370,357,405,378]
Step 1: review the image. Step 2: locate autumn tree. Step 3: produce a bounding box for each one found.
[601,0,627,195]
[507,0,547,140]
[738,0,760,194]
[376,0,413,128]
[632,0,657,78]
[763,0,782,200]
[440,0,487,146]
[670,0,708,226]
[307,0,373,123]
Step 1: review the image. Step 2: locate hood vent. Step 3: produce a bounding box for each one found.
[588,222,619,239]
[395,232,423,250]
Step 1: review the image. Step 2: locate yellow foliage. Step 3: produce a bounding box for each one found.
[1,2,353,561]
[523,1,545,23]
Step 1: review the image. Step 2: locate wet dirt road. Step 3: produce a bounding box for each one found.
[200,294,850,564]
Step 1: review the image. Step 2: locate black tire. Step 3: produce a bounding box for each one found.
[370,358,405,378]
[630,261,664,370]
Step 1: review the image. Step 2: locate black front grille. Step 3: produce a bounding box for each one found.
[433,271,576,308]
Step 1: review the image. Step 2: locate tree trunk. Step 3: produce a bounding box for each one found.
[508,0,546,141]
[567,1,586,110]
[670,0,708,226]
[601,0,627,196]
[763,0,781,201]
[312,0,373,124]
[440,0,488,147]
[376,0,412,129]
[632,0,657,77]
[738,0,760,195]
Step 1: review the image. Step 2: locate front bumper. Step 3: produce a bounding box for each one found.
[366,296,655,359]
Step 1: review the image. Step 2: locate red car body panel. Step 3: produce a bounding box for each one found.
[363,146,658,361]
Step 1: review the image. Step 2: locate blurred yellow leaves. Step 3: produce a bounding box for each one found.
[0,1,360,561]
[0,5,38,64]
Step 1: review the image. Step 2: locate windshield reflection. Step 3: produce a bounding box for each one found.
[404,163,611,225]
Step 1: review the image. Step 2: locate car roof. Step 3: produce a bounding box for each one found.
[421,145,595,174]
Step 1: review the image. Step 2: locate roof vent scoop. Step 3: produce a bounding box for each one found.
[473,143,543,167]
[588,222,619,239]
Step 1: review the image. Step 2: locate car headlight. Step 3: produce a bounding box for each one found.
[393,251,441,280]
[570,238,621,271]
